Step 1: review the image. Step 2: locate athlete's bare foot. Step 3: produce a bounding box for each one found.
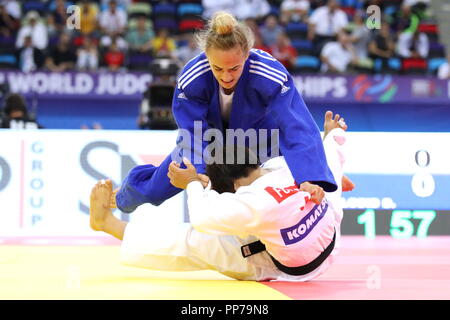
[323,111,354,192]
[323,110,348,140]
[90,179,114,232]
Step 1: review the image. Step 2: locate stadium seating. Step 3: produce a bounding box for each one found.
[428,41,446,58]
[177,3,203,18]
[22,0,48,15]
[128,52,153,71]
[0,48,16,69]
[293,55,320,73]
[2,0,446,76]
[402,58,428,74]
[285,22,308,40]
[291,39,313,55]
[428,57,447,74]
[127,2,152,19]
[152,2,178,32]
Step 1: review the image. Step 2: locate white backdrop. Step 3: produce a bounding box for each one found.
[0,129,183,236]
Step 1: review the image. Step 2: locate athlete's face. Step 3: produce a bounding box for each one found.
[206,46,248,92]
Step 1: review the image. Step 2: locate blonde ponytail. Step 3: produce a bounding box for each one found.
[212,12,237,35]
[195,11,254,55]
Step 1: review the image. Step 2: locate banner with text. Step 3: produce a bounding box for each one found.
[0,70,449,103]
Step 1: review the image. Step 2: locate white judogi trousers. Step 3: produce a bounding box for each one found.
[120,128,346,281]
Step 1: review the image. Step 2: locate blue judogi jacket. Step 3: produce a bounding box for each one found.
[116,49,337,213]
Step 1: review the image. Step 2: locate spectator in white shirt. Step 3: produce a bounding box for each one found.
[437,54,450,80]
[280,0,310,23]
[99,0,127,37]
[1,0,21,19]
[308,0,349,54]
[15,11,48,51]
[320,31,357,73]
[202,0,235,19]
[396,29,429,59]
[234,0,271,21]
[76,36,99,71]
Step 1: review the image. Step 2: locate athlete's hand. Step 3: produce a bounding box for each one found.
[197,174,210,188]
[299,182,324,204]
[342,175,355,192]
[168,157,201,189]
[110,187,119,209]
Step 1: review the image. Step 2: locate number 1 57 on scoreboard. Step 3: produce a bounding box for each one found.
[357,209,436,238]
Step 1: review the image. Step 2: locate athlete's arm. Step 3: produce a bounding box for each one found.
[168,158,256,236]
[266,75,337,193]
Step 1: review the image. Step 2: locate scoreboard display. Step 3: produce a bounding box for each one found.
[339,132,450,238]
[342,209,450,238]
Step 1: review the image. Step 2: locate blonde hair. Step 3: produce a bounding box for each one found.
[195,11,254,55]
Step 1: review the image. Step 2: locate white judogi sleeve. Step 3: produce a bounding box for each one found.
[186,181,261,238]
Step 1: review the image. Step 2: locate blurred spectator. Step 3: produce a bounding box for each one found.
[100,34,128,51]
[253,33,272,54]
[280,0,310,24]
[152,28,176,58]
[16,11,48,51]
[0,2,19,37]
[202,0,235,19]
[99,0,127,37]
[393,4,420,35]
[234,0,271,21]
[103,38,125,71]
[174,35,202,67]
[244,18,261,39]
[270,33,297,71]
[16,35,45,73]
[76,36,99,71]
[101,0,131,8]
[259,15,284,47]
[125,16,154,53]
[47,0,70,36]
[348,11,371,60]
[320,31,357,73]
[368,22,396,70]
[79,0,99,37]
[437,54,450,80]
[1,0,21,20]
[308,0,349,53]
[404,0,430,6]
[45,33,77,72]
[0,93,42,129]
[363,0,384,12]
[396,29,429,59]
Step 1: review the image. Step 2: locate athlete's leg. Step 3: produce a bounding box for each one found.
[91,179,258,279]
[322,111,348,229]
[90,179,127,240]
[119,220,260,280]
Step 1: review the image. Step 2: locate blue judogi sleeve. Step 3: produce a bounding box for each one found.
[115,155,181,212]
[266,76,337,192]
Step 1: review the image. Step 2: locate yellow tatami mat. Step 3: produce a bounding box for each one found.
[0,246,290,300]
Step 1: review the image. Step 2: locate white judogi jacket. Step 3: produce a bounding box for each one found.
[186,156,339,268]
